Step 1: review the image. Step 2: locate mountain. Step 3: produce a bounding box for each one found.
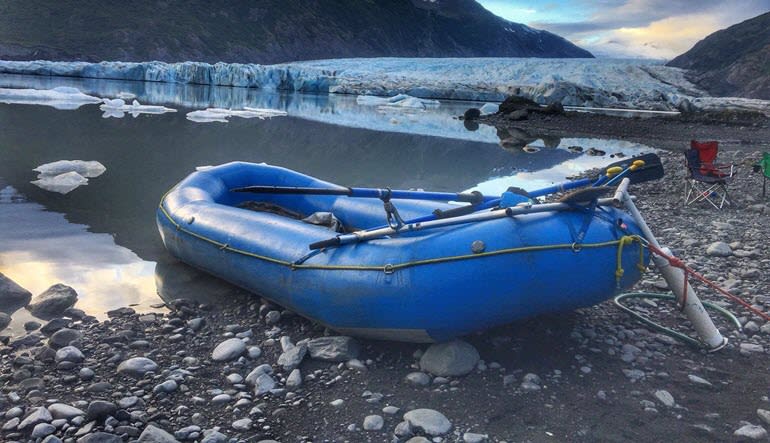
[0,0,592,64]
[667,12,770,99]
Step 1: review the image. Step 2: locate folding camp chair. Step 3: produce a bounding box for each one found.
[754,152,770,198]
[683,140,735,209]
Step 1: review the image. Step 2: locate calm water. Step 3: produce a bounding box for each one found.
[0,74,653,335]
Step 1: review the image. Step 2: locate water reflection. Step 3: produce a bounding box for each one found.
[0,183,158,332]
[0,74,499,143]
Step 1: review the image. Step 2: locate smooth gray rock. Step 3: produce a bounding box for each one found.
[286,369,302,390]
[200,431,228,443]
[403,408,452,436]
[2,417,19,430]
[363,415,384,431]
[277,344,307,371]
[0,271,32,311]
[86,400,117,421]
[49,328,82,348]
[42,435,63,443]
[27,284,78,318]
[405,372,431,386]
[419,340,479,377]
[138,424,181,442]
[55,345,84,363]
[307,336,360,362]
[48,403,85,420]
[211,338,246,362]
[406,438,431,443]
[706,241,732,257]
[394,420,412,438]
[117,357,158,378]
[18,406,52,429]
[78,432,123,443]
[654,390,675,407]
[245,364,272,386]
[31,422,56,438]
[688,374,713,387]
[463,432,489,443]
[254,373,276,396]
[231,418,252,431]
[734,424,767,440]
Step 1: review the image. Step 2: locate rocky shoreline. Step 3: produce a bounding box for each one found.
[1,145,770,442]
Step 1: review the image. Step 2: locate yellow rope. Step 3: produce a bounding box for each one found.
[159,198,644,274]
[615,235,646,284]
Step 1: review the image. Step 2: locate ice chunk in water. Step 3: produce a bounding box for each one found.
[357,94,440,109]
[31,171,88,194]
[186,107,287,123]
[479,103,499,115]
[0,86,102,110]
[34,160,106,178]
[99,98,176,117]
[116,91,136,100]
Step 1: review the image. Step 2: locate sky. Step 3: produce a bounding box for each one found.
[476,0,770,59]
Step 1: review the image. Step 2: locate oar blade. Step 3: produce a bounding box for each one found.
[603,153,664,184]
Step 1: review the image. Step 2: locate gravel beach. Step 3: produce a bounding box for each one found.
[1,115,770,443]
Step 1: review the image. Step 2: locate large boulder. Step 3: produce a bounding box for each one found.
[27,284,78,319]
[0,272,32,311]
[307,336,360,362]
[419,340,479,377]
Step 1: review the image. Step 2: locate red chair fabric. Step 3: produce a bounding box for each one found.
[690,140,726,177]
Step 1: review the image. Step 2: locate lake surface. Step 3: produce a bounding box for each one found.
[0,74,654,335]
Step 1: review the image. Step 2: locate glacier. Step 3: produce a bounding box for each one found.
[3,57,766,112]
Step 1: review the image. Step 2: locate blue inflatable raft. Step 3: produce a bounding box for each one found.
[157,162,650,342]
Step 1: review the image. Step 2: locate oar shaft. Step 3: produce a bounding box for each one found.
[311,197,621,250]
[233,185,489,204]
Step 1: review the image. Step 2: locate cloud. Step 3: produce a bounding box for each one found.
[525,0,770,58]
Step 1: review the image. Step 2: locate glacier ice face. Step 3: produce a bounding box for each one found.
[185,107,287,123]
[0,86,102,109]
[31,171,89,194]
[2,58,768,112]
[34,160,106,178]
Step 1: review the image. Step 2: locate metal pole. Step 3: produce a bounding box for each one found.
[614,178,727,351]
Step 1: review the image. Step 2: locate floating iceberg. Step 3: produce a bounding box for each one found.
[185,107,287,123]
[479,103,500,115]
[0,86,102,110]
[31,171,89,194]
[99,98,176,118]
[116,91,136,100]
[33,160,106,178]
[357,94,440,109]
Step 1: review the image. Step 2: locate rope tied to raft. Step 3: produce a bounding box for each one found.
[642,243,770,322]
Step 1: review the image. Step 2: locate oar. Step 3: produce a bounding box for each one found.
[310,153,664,250]
[232,185,491,204]
[427,153,662,221]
